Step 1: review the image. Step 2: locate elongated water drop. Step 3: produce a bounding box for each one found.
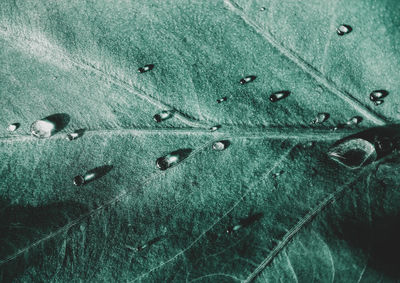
[239,75,256,85]
[217,97,227,103]
[311,112,330,124]
[156,148,192,170]
[336,24,352,36]
[209,125,221,132]
[138,64,154,73]
[370,90,388,101]
[269,91,290,102]
[153,110,173,123]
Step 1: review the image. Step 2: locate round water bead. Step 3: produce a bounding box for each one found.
[260,7,266,11]
[370,90,388,101]
[30,119,56,138]
[269,91,290,102]
[336,24,352,36]
[212,140,230,151]
[374,100,384,106]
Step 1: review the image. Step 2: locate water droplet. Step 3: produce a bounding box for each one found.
[239,75,256,85]
[66,133,79,140]
[217,97,227,103]
[310,112,330,124]
[73,175,85,186]
[212,140,230,151]
[7,123,20,132]
[138,64,154,73]
[153,110,173,123]
[336,24,352,36]
[31,120,56,138]
[209,125,221,132]
[260,7,266,11]
[30,113,70,138]
[374,100,384,106]
[226,224,242,234]
[269,91,290,102]
[156,149,193,170]
[370,90,388,101]
[272,170,284,178]
[346,116,363,126]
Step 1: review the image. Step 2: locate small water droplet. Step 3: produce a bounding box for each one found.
[346,116,363,126]
[374,100,384,106]
[7,123,20,132]
[154,110,173,123]
[311,112,330,124]
[138,64,154,73]
[239,75,256,85]
[73,175,85,186]
[336,24,352,36]
[260,7,266,11]
[272,170,284,178]
[212,140,230,151]
[370,90,388,101]
[269,91,290,102]
[209,125,221,132]
[217,97,227,103]
[66,133,79,140]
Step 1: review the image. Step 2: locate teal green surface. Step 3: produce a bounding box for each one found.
[1,0,400,282]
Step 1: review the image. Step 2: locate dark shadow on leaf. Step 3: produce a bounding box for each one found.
[0,198,88,282]
[44,113,70,133]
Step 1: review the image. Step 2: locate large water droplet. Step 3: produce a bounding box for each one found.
[30,113,70,138]
[239,75,256,85]
[269,91,290,102]
[336,24,352,36]
[370,90,388,101]
[311,112,330,124]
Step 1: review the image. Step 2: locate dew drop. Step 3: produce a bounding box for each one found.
[336,24,352,36]
[7,123,20,132]
[269,91,290,102]
[311,112,330,124]
[153,110,173,123]
[138,64,154,73]
[209,125,221,132]
[239,75,256,85]
[260,7,266,11]
[30,120,56,138]
[73,175,85,186]
[374,100,384,106]
[217,97,227,103]
[212,140,230,151]
[346,116,363,126]
[370,90,388,101]
[66,132,79,141]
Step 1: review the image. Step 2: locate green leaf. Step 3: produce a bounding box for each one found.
[0,0,399,282]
